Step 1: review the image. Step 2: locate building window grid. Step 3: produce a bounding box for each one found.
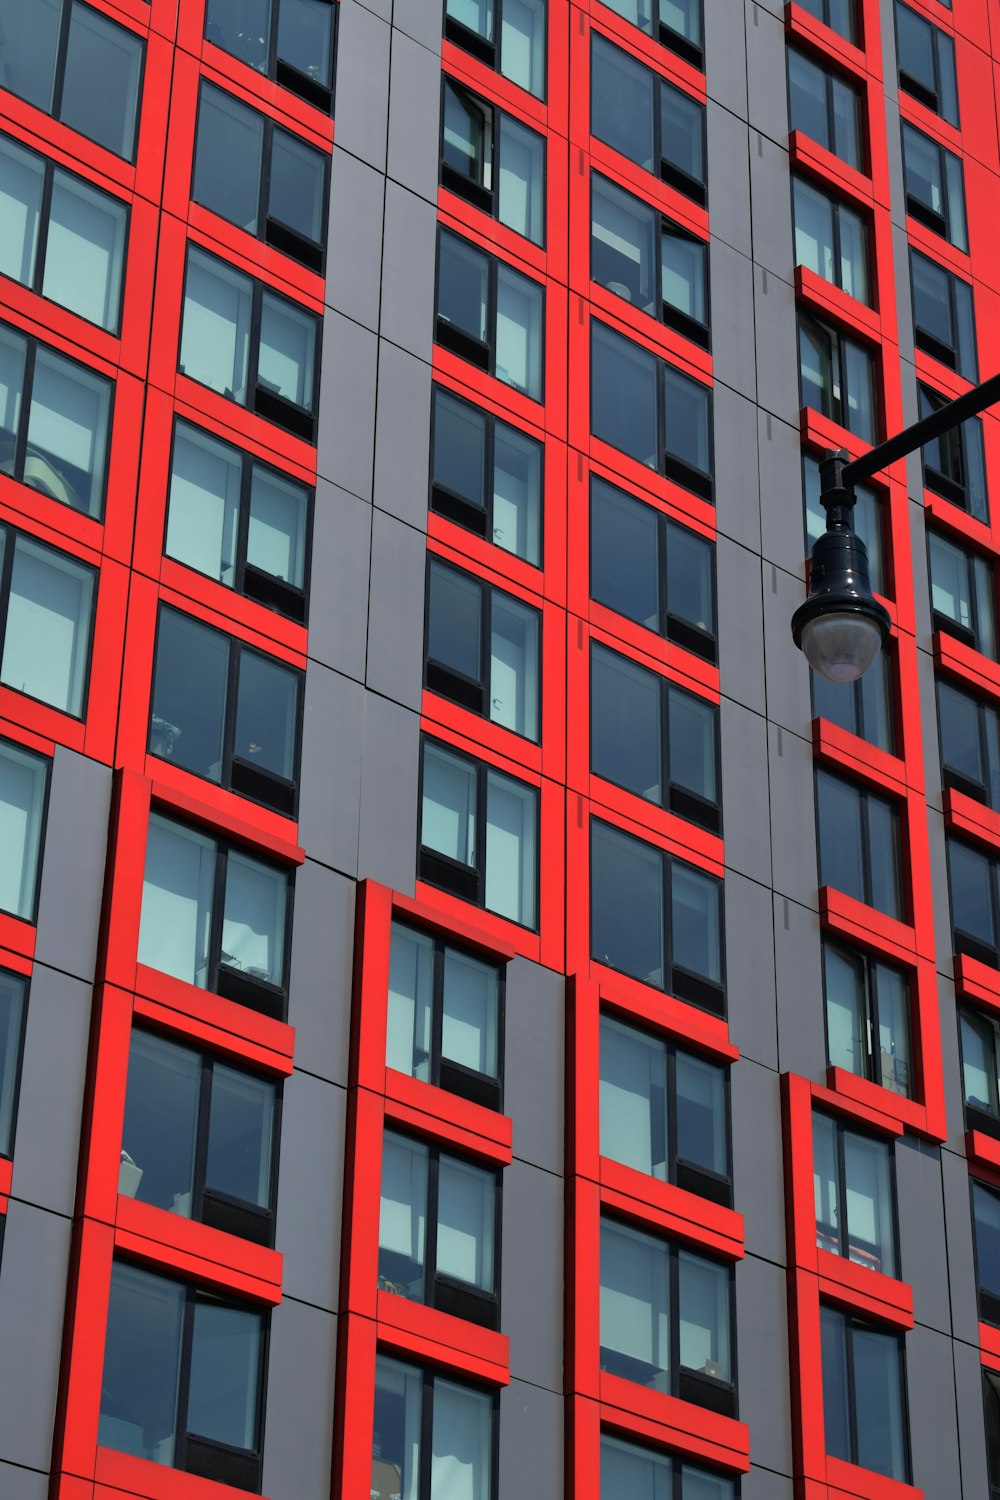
[590,34,707,207]
[895,0,959,123]
[820,1304,910,1482]
[0,522,97,720]
[814,768,904,922]
[0,968,26,1159]
[372,1355,500,1500]
[822,940,913,1100]
[786,46,864,173]
[204,0,338,115]
[434,228,544,404]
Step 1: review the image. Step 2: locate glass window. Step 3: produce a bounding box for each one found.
[910,248,976,379]
[798,312,877,443]
[193,83,328,271]
[425,557,541,741]
[600,1217,734,1411]
[99,1261,266,1489]
[0,739,48,923]
[787,48,863,171]
[591,321,713,497]
[901,121,966,250]
[591,35,706,206]
[798,0,856,41]
[149,606,301,816]
[386,922,503,1109]
[441,79,545,246]
[804,454,884,596]
[591,173,709,346]
[180,246,320,441]
[938,676,1000,809]
[591,818,724,1013]
[419,737,538,928]
[590,475,716,660]
[444,0,545,98]
[137,813,290,1016]
[820,1306,909,1480]
[948,836,1000,967]
[813,1111,897,1275]
[430,387,542,566]
[372,1356,495,1500]
[919,385,987,521]
[435,229,544,402]
[591,642,719,832]
[811,644,894,753]
[166,420,310,622]
[792,175,869,305]
[205,0,337,112]
[601,1435,735,1500]
[824,941,912,1098]
[896,1,958,123]
[598,0,703,65]
[600,1014,730,1202]
[0,969,26,1156]
[815,769,902,919]
[379,1129,499,1325]
[973,1179,1000,1324]
[120,1029,277,1244]
[985,1369,1000,1499]
[960,1004,1000,1127]
[928,529,996,658]
[0,528,94,716]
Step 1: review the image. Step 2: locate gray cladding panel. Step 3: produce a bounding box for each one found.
[731,1058,786,1266]
[717,536,766,716]
[906,1323,962,1495]
[505,957,564,1177]
[501,1160,563,1392]
[297,663,364,877]
[274,1072,346,1311]
[260,1299,338,1500]
[316,311,378,502]
[0,1464,49,1500]
[10,966,92,1218]
[372,340,433,531]
[954,1338,990,1499]
[287,862,356,1089]
[750,132,794,285]
[34,747,112,982]
[713,379,761,553]
[773,892,826,1080]
[767,719,818,908]
[757,408,806,580]
[391,0,444,51]
[307,481,372,683]
[744,0,789,146]
[333,1,390,169]
[735,1254,793,1476]
[325,148,386,333]
[387,27,443,204]
[941,1145,980,1347]
[0,1201,71,1472]
[762,561,813,735]
[752,265,800,426]
[705,106,752,259]
[357,694,420,894]
[499,1379,563,1499]
[366,508,427,711]
[705,0,747,118]
[379,181,437,361]
[741,1468,794,1499]
[724,870,778,1071]
[895,1135,950,1333]
[720,698,772,888]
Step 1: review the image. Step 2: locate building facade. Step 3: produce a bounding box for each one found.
[0,0,998,1497]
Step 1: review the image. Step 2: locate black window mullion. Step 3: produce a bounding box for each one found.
[658,516,670,635]
[175,1287,198,1470]
[655,359,666,476]
[425,1148,440,1300]
[192,1057,214,1216]
[484,413,496,536]
[482,582,493,705]
[475,761,488,895]
[864,955,878,1083]
[50,0,74,122]
[0,525,16,662]
[233,457,254,596]
[836,1123,851,1260]
[247,286,265,412]
[967,552,982,649]
[659,676,670,812]
[844,1318,860,1465]
[825,76,836,156]
[207,841,229,992]
[665,1045,677,1184]
[663,850,673,994]
[431,940,446,1087]
[858,792,874,907]
[419,1373,435,1499]
[34,167,57,297]
[259,118,274,240]
[221,638,240,789]
[267,0,282,75]
[487,262,499,380]
[14,343,37,485]
[668,1244,679,1393]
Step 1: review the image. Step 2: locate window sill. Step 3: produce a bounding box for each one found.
[788,130,874,210]
[376,1288,509,1385]
[922,488,992,550]
[598,1372,749,1473]
[784,3,869,80]
[598,1158,743,1258]
[934,629,1000,702]
[796,266,882,345]
[812,719,907,798]
[943,786,1000,854]
[824,1453,920,1500]
[133,967,295,1074]
[96,1444,265,1500]
[819,887,919,968]
[384,1068,512,1165]
[825,1066,930,1137]
[815,1246,914,1330]
[114,1195,282,1304]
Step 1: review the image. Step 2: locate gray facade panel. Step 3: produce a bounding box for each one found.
[751,264,800,426]
[392,0,445,51]
[713,381,761,554]
[287,863,356,1089]
[927,806,956,988]
[731,1057,786,1267]
[907,1323,962,1495]
[274,1072,346,1312]
[895,1135,951,1333]
[909,498,933,654]
[741,1467,794,1500]
[720,698,772,888]
[744,0,789,145]
[505,957,564,1178]
[260,1299,338,1500]
[762,561,813,734]
[941,1144,980,1348]
[366,508,427,711]
[372,339,433,530]
[773,892,826,1078]
[757,409,806,579]
[0,1201,70,1473]
[705,107,752,260]
[894,224,917,366]
[749,133,794,286]
[332,1,390,169]
[735,1253,793,1477]
[297,663,365,877]
[712,248,758,406]
[10,966,91,1219]
[917,643,943,812]
[387,27,443,205]
[938,971,968,1148]
[717,536,767,717]
[325,149,386,333]
[767,719,819,909]
[724,870,778,1071]
[307,482,373,683]
[357,694,421,893]
[501,1160,563,1392]
[499,1378,563,1500]
[379,181,438,361]
[316,310,379,502]
[705,2,747,118]
[0,1463,49,1500]
[33,748,111,982]
[954,1337,990,1500]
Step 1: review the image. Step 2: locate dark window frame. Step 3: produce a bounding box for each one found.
[434,228,545,404]
[799,0,858,43]
[0,737,49,925]
[821,1304,911,1482]
[947,835,1000,970]
[813,1109,899,1274]
[0,967,27,1160]
[149,604,304,818]
[910,247,977,378]
[815,768,904,920]
[373,1355,501,1500]
[894,0,958,122]
[901,119,966,248]
[0,520,98,721]
[798,309,879,444]
[164,418,313,624]
[919,383,987,519]
[791,172,871,305]
[985,1366,1000,1500]
[972,1176,1000,1325]
[192,80,330,273]
[787,45,865,172]
[936,675,1000,809]
[959,1001,1000,1138]
[443,0,546,100]
[179,246,322,443]
[440,77,546,246]
[822,939,913,1099]
[927,527,996,656]
[379,1127,502,1329]
[590,34,708,207]
[204,0,338,114]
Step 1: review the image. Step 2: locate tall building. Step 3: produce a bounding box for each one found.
[2,0,1000,1497]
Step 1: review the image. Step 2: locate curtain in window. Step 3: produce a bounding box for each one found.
[599,1017,665,1178]
[138,817,215,987]
[221,851,286,985]
[437,1155,494,1289]
[166,424,242,585]
[387,925,435,1080]
[875,965,910,1096]
[824,946,865,1076]
[45,173,126,329]
[0,138,41,287]
[181,253,252,401]
[485,770,536,926]
[2,537,94,714]
[430,1379,493,1500]
[442,947,498,1077]
[25,349,110,514]
[677,1250,729,1378]
[812,1112,840,1253]
[247,467,307,586]
[844,1131,895,1275]
[187,1300,261,1451]
[422,745,477,867]
[960,1012,996,1113]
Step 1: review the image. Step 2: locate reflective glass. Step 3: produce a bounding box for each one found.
[0,738,46,922]
[600,1016,668,1179]
[2,534,94,715]
[824,943,865,1077]
[678,1249,730,1381]
[0,969,25,1156]
[671,862,721,984]
[816,771,865,904]
[150,610,229,779]
[269,128,326,244]
[853,1326,906,1478]
[493,421,541,563]
[591,477,660,630]
[437,233,489,346]
[490,591,539,739]
[661,84,703,185]
[973,1181,1000,1306]
[600,1218,670,1388]
[166,424,241,586]
[62,4,143,160]
[664,366,711,477]
[0,0,60,113]
[497,114,544,244]
[591,37,654,171]
[206,1063,275,1209]
[120,1030,200,1213]
[591,322,658,466]
[948,837,995,950]
[386,924,434,1082]
[45,171,127,329]
[961,1009,998,1114]
[495,263,543,398]
[592,175,658,316]
[430,1378,493,1500]
[820,1306,851,1464]
[234,649,299,783]
[485,767,536,925]
[187,1299,262,1451]
[676,1050,727,1177]
[422,742,477,869]
[600,1435,672,1499]
[427,560,482,684]
[193,85,263,234]
[591,821,665,988]
[433,390,486,513]
[666,522,714,638]
[437,1153,495,1290]
[379,1132,428,1298]
[248,465,308,588]
[258,293,317,410]
[372,1357,423,1500]
[99,1263,185,1463]
[500,0,545,97]
[205,0,271,72]
[138,816,216,988]
[442,945,499,1078]
[25,346,111,516]
[221,850,287,987]
[591,644,662,802]
[277,0,335,88]
[180,251,252,402]
[0,137,43,288]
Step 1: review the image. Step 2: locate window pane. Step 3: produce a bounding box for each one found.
[844,1129,896,1275]
[671,862,721,984]
[0,739,45,921]
[444,81,489,188]
[431,1378,493,1500]
[495,263,543,399]
[25,347,111,517]
[875,963,911,1097]
[166,424,241,585]
[929,530,972,630]
[193,85,263,234]
[206,1063,275,1209]
[490,592,539,740]
[379,1132,428,1298]
[45,172,127,330]
[421,742,477,868]
[0,0,60,113]
[678,1249,730,1381]
[662,0,701,43]
[61,4,143,160]
[664,366,711,476]
[839,202,868,303]
[433,391,486,512]
[661,85,703,185]
[234,649,299,783]
[600,1218,670,1387]
[813,1112,841,1255]
[816,771,865,903]
[427,560,482,683]
[437,233,489,345]
[676,1050,727,1178]
[974,1182,1000,1304]
[181,251,252,402]
[269,128,326,244]
[0,970,25,1156]
[442,946,499,1079]
[447,0,494,43]
[591,645,662,802]
[438,1153,495,1290]
[667,522,715,637]
[820,1306,851,1464]
[99,1263,185,1463]
[824,943,866,1076]
[866,793,901,920]
[975,553,997,659]
[853,1326,906,1479]
[949,838,995,949]
[187,1299,262,1452]
[591,478,659,631]
[277,0,335,88]
[373,1357,422,1500]
[843,337,876,443]
[138,816,216,987]
[799,317,833,418]
[662,228,706,324]
[831,75,862,168]
[961,1009,998,1114]
[493,421,541,564]
[938,679,982,788]
[591,38,654,171]
[258,294,317,410]
[600,1016,667,1179]
[601,1435,672,1499]
[592,176,658,315]
[121,1030,201,1214]
[247,465,308,588]
[788,51,830,148]
[669,686,717,805]
[2,535,94,714]
[500,0,545,97]
[221,850,287,988]
[205,0,271,72]
[386,924,434,1081]
[793,177,836,284]
[150,610,229,780]
[498,115,543,244]
[485,767,537,925]
[592,821,664,988]
[681,1465,736,1500]
[591,323,658,466]
[0,137,43,288]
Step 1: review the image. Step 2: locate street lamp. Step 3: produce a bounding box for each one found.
[792,371,1000,683]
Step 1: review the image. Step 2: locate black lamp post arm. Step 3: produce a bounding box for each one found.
[840,369,1000,489]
